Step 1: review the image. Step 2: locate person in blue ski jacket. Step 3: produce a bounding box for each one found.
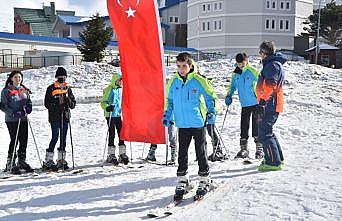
[225,53,263,159]
[101,72,129,165]
[163,52,217,199]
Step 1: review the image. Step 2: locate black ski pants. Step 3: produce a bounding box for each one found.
[106,117,125,146]
[6,120,28,160]
[240,105,258,139]
[177,127,209,177]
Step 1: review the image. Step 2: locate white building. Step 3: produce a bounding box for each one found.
[187,0,313,55]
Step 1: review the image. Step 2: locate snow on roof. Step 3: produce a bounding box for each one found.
[58,15,110,25]
[306,44,340,52]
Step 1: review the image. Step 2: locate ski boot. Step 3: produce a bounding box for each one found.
[106,146,119,166]
[208,146,225,162]
[18,158,34,173]
[4,157,21,175]
[174,175,192,201]
[235,138,249,159]
[118,144,129,165]
[57,150,69,170]
[145,144,157,162]
[254,137,264,159]
[42,151,58,172]
[194,176,213,201]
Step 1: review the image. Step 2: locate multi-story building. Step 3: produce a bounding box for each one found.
[187,0,313,55]
[159,0,188,47]
[52,15,115,40]
[14,2,74,36]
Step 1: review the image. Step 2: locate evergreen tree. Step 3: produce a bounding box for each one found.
[77,13,113,62]
[303,2,342,46]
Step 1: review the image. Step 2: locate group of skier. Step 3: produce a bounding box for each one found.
[162,40,285,199]
[0,67,76,174]
[0,40,285,200]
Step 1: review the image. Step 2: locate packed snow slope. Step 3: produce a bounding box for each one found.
[0,60,341,221]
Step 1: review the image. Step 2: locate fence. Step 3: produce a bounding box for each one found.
[0,52,179,72]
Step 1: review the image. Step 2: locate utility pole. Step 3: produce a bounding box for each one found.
[315,0,322,64]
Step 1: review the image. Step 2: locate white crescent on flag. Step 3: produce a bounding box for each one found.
[116,0,140,7]
[117,0,123,7]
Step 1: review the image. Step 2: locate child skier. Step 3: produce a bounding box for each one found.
[163,52,217,200]
[1,70,33,174]
[225,53,263,159]
[101,72,129,165]
[43,67,76,171]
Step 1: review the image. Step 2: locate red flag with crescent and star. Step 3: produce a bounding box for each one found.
[107,0,166,144]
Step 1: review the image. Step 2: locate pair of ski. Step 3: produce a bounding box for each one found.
[0,168,84,180]
[137,157,176,166]
[147,183,216,218]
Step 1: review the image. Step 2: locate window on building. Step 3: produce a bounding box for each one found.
[266,0,271,9]
[265,19,270,29]
[214,3,218,10]
[280,1,285,9]
[202,21,210,32]
[207,21,210,30]
[280,19,284,30]
[202,22,206,31]
[169,16,179,24]
[202,4,206,12]
[207,4,211,11]
[285,20,289,30]
[213,1,223,11]
[271,19,276,29]
[219,2,222,9]
[213,20,222,31]
[272,0,277,9]
[286,1,290,10]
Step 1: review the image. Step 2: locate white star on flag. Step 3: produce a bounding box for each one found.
[125,7,136,18]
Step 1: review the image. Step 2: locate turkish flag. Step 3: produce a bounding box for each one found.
[107,0,166,144]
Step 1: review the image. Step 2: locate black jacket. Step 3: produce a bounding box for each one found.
[44,82,76,123]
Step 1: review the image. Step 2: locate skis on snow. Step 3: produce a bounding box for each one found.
[147,182,217,218]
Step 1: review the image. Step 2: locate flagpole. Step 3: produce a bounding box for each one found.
[197,2,200,61]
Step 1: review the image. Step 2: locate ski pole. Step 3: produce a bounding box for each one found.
[10,118,21,172]
[214,124,230,157]
[141,143,146,159]
[220,108,229,135]
[60,111,65,171]
[210,124,220,159]
[130,142,133,163]
[165,126,169,166]
[102,112,112,163]
[27,117,43,167]
[69,120,75,170]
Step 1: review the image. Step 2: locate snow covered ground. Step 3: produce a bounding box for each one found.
[0,60,341,221]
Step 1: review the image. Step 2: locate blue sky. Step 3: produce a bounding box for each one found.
[0,0,108,32]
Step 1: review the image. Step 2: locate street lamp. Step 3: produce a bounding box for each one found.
[315,0,322,64]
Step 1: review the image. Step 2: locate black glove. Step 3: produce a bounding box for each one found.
[106,105,114,112]
[256,99,266,119]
